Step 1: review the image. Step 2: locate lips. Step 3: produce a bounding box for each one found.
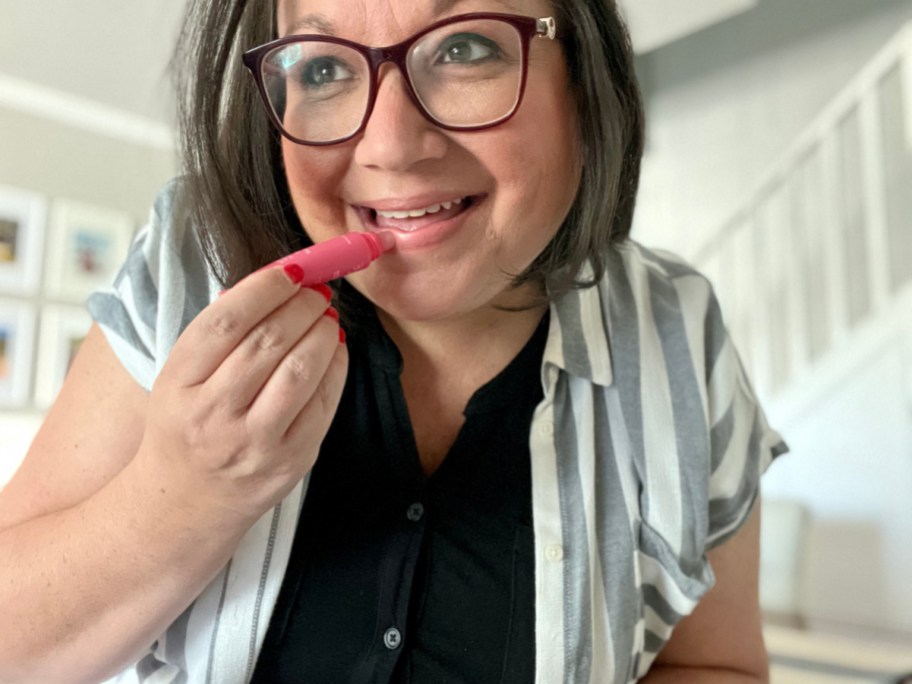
[350,194,483,251]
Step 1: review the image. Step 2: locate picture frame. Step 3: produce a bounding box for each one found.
[0,185,47,295]
[33,304,93,408]
[0,298,37,408]
[44,199,134,303]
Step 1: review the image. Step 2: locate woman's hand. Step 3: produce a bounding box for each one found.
[0,266,346,683]
[137,266,347,524]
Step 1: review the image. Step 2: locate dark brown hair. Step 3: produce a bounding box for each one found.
[171,0,644,300]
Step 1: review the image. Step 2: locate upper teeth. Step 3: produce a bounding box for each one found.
[376,197,463,220]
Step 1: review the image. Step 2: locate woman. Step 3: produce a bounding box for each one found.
[0,0,786,681]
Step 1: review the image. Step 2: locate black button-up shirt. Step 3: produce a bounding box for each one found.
[251,307,547,684]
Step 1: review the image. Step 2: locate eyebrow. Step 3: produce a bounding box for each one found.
[432,0,465,13]
[433,0,521,14]
[283,13,336,37]
[283,0,524,38]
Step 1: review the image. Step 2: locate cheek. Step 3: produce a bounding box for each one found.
[489,124,581,234]
[493,132,581,269]
[282,143,350,224]
[496,80,581,207]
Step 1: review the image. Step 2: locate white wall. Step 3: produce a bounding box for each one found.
[1,4,181,486]
[0,102,176,488]
[634,0,912,258]
[763,294,912,633]
[0,107,176,217]
[634,0,912,636]
[0,413,42,488]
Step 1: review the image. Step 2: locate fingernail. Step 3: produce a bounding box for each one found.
[283,264,304,284]
[308,283,333,302]
[324,306,339,322]
[338,327,347,345]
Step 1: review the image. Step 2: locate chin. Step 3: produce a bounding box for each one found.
[373,291,468,324]
[353,278,473,325]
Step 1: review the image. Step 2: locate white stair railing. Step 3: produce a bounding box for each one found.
[693,23,912,405]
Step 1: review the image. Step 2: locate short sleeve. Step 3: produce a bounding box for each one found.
[703,290,788,549]
[86,178,218,391]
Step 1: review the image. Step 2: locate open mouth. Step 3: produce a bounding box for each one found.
[358,195,481,232]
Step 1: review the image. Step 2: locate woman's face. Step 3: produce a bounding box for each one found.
[277,0,582,323]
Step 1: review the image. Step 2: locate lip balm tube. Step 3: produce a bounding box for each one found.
[263,231,395,286]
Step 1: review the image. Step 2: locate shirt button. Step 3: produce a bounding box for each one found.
[546,544,564,562]
[540,421,555,436]
[406,503,424,522]
[383,627,402,650]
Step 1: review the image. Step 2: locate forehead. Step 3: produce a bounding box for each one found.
[277,0,553,40]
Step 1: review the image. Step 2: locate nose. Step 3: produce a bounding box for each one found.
[353,65,447,171]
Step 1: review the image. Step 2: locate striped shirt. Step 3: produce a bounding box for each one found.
[89,179,787,683]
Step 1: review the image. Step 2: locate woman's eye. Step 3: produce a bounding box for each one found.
[300,57,354,87]
[436,34,500,64]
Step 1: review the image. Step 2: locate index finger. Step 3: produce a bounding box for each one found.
[164,265,309,386]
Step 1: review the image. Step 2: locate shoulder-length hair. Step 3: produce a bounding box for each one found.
[172,0,644,301]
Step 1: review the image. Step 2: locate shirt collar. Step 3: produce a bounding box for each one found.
[542,266,615,388]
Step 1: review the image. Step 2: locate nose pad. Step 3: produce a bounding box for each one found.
[353,65,447,170]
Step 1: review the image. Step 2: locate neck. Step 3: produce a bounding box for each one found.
[374,286,549,476]
[376,289,549,382]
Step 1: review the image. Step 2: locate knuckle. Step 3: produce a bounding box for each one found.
[250,323,286,352]
[205,312,241,338]
[281,352,315,385]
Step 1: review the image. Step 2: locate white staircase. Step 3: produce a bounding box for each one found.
[693,24,912,405]
[693,25,912,639]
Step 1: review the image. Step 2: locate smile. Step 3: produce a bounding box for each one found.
[357,195,481,233]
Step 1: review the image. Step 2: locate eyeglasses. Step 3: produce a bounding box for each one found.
[242,12,557,146]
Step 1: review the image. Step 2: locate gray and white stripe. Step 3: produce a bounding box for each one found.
[90,180,786,683]
[530,241,786,682]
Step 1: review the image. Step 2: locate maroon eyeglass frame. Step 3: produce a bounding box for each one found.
[241,12,557,146]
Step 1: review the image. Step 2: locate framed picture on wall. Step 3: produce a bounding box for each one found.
[44,199,134,303]
[34,304,93,408]
[0,185,46,295]
[0,298,37,408]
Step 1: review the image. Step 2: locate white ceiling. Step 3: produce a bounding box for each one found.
[0,0,759,128]
[0,1,187,125]
[618,0,759,53]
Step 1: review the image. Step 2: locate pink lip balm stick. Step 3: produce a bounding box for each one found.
[264,231,395,286]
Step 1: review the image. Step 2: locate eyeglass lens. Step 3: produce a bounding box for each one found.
[260,18,524,143]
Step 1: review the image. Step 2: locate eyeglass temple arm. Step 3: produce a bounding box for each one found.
[536,17,556,40]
